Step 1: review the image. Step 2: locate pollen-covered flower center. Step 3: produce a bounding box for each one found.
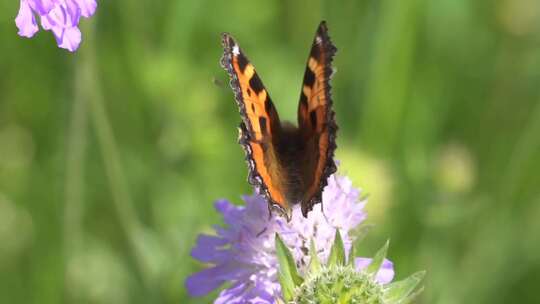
[294,265,384,304]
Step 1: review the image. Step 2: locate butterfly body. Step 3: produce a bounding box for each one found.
[272,123,309,203]
[222,21,338,218]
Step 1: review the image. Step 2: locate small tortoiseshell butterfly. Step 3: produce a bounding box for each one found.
[221,21,337,218]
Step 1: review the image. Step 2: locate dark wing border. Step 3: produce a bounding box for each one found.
[301,21,339,216]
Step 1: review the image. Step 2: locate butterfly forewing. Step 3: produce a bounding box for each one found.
[221,34,290,214]
[297,21,338,216]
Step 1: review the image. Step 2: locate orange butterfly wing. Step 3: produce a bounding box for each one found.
[297,21,338,216]
[221,34,290,214]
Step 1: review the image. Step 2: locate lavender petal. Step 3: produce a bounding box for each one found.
[15,0,39,38]
[185,264,238,297]
[29,0,55,15]
[75,0,97,17]
[55,26,81,52]
[190,234,229,263]
[214,283,251,304]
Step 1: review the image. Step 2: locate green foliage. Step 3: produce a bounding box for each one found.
[383,272,426,304]
[275,234,304,301]
[1,0,540,303]
[328,230,346,267]
[309,239,322,273]
[366,240,389,276]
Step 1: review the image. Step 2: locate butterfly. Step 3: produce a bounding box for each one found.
[220,21,338,218]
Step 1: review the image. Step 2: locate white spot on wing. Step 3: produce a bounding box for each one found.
[233,44,240,55]
[316,36,322,44]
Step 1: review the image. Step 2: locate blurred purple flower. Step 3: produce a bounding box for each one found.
[15,0,97,52]
[186,174,395,303]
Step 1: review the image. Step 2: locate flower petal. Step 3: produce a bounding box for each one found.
[215,283,249,304]
[185,263,248,297]
[185,266,227,297]
[190,234,229,263]
[216,281,277,304]
[29,0,55,15]
[355,257,395,284]
[15,0,39,38]
[55,26,81,52]
[214,199,245,226]
[43,1,80,28]
[76,0,97,17]
[64,0,82,26]
[214,199,235,214]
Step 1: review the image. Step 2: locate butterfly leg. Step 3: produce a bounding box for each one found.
[256,227,268,238]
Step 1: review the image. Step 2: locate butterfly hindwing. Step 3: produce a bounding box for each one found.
[297,21,338,216]
[221,34,290,214]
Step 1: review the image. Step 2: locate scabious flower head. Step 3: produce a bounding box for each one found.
[15,0,97,51]
[186,174,395,303]
[275,233,424,304]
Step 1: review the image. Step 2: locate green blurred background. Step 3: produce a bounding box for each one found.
[1,0,540,303]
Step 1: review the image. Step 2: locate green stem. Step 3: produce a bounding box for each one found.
[80,21,151,286]
[63,31,89,298]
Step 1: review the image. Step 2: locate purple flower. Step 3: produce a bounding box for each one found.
[15,0,97,52]
[186,174,395,303]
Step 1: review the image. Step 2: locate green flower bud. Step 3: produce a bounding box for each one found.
[275,231,425,304]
